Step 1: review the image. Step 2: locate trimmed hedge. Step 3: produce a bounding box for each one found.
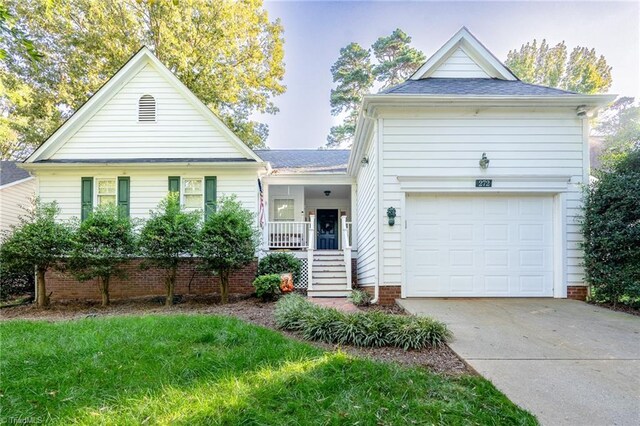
[253,274,282,301]
[582,151,640,307]
[257,253,302,285]
[274,294,450,349]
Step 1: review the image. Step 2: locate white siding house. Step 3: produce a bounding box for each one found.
[348,27,613,301]
[22,48,266,223]
[16,28,614,304]
[0,161,36,234]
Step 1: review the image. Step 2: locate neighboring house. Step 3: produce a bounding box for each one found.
[20,28,614,304]
[0,161,36,234]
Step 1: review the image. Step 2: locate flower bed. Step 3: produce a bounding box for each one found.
[275,294,450,349]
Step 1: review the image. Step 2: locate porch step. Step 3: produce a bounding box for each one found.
[313,260,344,269]
[307,289,352,298]
[313,270,347,278]
[314,265,346,273]
[313,256,344,262]
[310,283,349,291]
[314,250,342,255]
[312,276,346,285]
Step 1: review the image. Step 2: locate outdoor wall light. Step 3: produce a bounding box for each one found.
[324,190,331,197]
[479,152,490,169]
[361,156,369,165]
[387,207,396,226]
[576,105,587,117]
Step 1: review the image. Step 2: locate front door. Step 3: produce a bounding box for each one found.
[316,209,339,250]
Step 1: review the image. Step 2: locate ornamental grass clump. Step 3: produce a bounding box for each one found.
[273,293,309,330]
[299,306,343,344]
[274,294,450,349]
[388,316,452,350]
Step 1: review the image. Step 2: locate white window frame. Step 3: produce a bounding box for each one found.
[182,177,204,210]
[95,177,117,207]
[273,198,295,222]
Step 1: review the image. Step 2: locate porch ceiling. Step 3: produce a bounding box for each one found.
[304,185,351,199]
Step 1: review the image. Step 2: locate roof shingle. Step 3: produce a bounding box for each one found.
[1,161,31,186]
[382,78,579,96]
[254,149,350,174]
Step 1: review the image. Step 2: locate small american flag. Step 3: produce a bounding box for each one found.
[258,179,265,228]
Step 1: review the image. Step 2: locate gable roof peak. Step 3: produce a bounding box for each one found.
[25,46,262,163]
[409,27,518,81]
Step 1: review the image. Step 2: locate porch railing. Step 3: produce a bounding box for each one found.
[267,221,310,249]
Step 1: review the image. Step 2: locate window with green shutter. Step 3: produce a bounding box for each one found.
[204,176,217,219]
[117,177,130,217]
[168,176,180,196]
[81,177,93,221]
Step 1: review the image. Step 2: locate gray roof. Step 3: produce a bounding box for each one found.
[33,158,254,164]
[1,161,31,186]
[254,149,350,173]
[382,78,578,96]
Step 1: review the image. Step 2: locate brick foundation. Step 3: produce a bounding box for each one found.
[361,285,401,306]
[567,285,588,301]
[46,259,257,301]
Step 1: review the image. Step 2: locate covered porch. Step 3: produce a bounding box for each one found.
[260,176,356,295]
[263,183,355,252]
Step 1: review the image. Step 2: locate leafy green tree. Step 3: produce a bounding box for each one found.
[196,196,259,304]
[1,0,285,159]
[506,39,612,94]
[582,151,640,308]
[327,42,374,148]
[372,28,425,89]
[68,205,136,307]
[0,4,41,63]
[595,97,640,169]
[0,200,72,308]
[138,194,200,306]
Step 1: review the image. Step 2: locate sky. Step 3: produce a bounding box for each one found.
[251,0,640,149]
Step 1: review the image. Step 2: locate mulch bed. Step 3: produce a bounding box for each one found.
[0,295,470,376]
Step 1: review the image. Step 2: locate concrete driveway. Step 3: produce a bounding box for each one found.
[398,299,640,426]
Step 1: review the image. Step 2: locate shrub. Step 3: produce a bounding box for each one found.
[67,205,136,307]
[253,274,282,301]
[349,289,372,306]
[582,150,640,307]
[138,194,200,306]
[257,253,302,286]
[196,196,260,304]
[274,294,450,349]
[0,200,73,308]
[0,268,35,301]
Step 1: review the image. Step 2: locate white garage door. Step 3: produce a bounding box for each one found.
[406,194,554,297]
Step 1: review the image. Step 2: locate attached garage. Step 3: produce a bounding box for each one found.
[405,193,555,297]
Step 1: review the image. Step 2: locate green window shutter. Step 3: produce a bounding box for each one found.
[168,176,180,195]
[117,177,130,217]
[81,177,93,221]
[204,176,217,219]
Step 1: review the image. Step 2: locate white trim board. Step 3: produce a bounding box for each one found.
[396,175,573,193]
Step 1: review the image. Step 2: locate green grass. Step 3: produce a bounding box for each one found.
[0,315,537,425]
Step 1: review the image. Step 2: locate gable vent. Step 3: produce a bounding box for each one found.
[138,95,156,122]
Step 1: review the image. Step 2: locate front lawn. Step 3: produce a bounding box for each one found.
[0,315,537,425]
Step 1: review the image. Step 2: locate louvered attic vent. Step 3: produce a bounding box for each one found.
[138,94,156,122]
